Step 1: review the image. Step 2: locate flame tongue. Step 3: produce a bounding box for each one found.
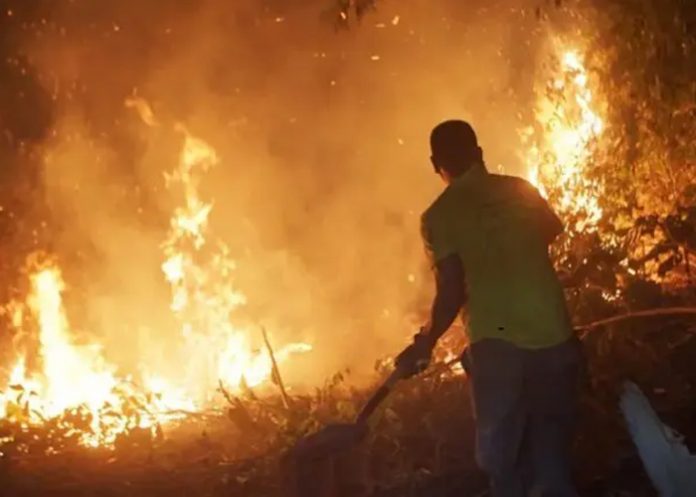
[524,44,604,230]
[0,265,192,447]
[161,129,254,396]
[162,129,310,396]
[30,268,116,418]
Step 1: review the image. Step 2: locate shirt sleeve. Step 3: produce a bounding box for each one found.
[533,192,563,242]
[516,180,564,242]
[421,210,457,267]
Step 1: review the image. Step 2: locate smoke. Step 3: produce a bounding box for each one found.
[0,0,554,384]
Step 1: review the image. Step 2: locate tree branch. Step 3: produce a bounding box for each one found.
[437,307,696,375]
[575,306,696,332]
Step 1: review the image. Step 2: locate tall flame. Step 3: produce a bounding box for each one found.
[523,45,604,230]
[29,267,117,418]
[162,128,310,396]
[0,265,196,447]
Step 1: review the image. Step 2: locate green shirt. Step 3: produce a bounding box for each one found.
[421,163,573,349]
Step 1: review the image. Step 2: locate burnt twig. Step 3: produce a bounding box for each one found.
[260,326,291,410]
[218,380,260,433]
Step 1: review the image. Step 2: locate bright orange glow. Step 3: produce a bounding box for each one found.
[162,128,310,396]
[30,267,117,419]
[0,265,194,447]
[523,45,604,230]
[0,126,310,448]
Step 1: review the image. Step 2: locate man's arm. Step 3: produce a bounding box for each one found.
[394,212,466,377]
[518,181,575,284]
[394,253,466,377]
[420,253,467,347]
[540,199,563,244]
[518,180,564,244]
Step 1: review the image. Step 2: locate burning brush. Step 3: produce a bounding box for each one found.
[0,120,310,451]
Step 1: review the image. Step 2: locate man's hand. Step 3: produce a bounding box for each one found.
[395,331,435,378]
[395,254,466,379]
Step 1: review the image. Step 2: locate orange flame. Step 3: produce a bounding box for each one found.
[0,265,195,447]
[523,44,604,230]
[162,128,310,396]
[29,267,117,419]
[0,124,310,448]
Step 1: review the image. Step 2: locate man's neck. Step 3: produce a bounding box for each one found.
[444,162,478,184]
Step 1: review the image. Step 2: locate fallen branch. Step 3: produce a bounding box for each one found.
[575,306,696,332]
[432,307,696,376]
[260,326,291,410]
[157,408,223,419]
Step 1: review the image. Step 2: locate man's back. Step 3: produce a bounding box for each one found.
[421,163,573,348]
[405,121,581,497]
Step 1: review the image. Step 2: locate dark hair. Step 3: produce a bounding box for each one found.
[430,120,480,172]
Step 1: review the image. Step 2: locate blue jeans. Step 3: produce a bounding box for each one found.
[465,337,582,497]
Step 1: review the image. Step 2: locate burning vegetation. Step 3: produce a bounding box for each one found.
[0,37,607,453]
[523,45,604,229]
[0,0,694,496]
[0,122,312,450]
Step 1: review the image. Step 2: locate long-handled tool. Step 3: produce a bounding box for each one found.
[284,367,405,497]
[291,367,403,459]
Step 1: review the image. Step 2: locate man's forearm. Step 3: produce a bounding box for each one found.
[420,254,466,347]
[423,289,465,345]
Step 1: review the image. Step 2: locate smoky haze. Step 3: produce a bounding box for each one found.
[0,0,553,385]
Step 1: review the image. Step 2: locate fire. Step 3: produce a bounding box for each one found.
[0,124,310,449]
[0,264,193,447]
[523,44,604,230]
[162,128,310,396]
[0,44,601,449]
[29,267,116,418]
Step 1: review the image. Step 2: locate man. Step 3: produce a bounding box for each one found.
[396,120,582,497]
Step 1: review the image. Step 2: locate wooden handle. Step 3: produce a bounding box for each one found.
[355,368,403,425]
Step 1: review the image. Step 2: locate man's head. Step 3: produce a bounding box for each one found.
[429,120,483,182]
